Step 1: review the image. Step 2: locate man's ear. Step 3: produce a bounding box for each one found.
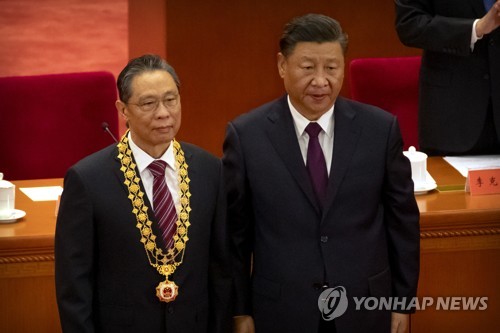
[115,100,128,120]
[277,52,286,78]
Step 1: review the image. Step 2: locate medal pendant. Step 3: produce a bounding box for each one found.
[156,280,179,303]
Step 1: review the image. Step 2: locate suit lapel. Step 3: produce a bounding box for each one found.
[266,96,321,214]
[111,145,143,205]
[179,142,195,191]
[322,97,361,219]
[111,145,130,195]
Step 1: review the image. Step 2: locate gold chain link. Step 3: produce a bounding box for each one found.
[117,131,191,281]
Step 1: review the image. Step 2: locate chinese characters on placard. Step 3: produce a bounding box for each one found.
[476,176,499,187]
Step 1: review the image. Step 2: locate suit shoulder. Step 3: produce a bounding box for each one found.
[180,142,222,185]
[339,97,395,123]
[180,142,220,165]
[231,96,285,128]
[62,144,117,187]
[71,144,117,173]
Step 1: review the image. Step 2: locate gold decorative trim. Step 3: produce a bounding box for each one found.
[420,228,500,239]
[0,255,55,264]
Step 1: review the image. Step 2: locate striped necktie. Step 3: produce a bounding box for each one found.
[148,160,177,249]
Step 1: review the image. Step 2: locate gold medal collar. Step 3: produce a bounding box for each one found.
[117,131,191,302]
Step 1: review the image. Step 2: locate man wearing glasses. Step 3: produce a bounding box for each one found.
[55,54,232,333]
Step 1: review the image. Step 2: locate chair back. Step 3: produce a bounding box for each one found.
[0,71,118,180]
[349,56,421,150]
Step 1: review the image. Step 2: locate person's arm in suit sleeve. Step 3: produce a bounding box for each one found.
[382,117,420,319]
[222,122,255,331]
[383,117,420,302]
[395,0,476,56]
[55,167,95,333]
[208,160,235,333]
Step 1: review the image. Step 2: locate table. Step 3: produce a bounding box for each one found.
[0,178,62,333]
[413,158,500,332]
[0,159,499,332]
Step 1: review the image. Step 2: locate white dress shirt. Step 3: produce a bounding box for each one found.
[287,95,335,175]
[471,19,484,51]
[128,132,180,213]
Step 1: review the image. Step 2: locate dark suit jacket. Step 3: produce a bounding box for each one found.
[223,96,420,333]
[55,142,232,333]
[395,0,500,154]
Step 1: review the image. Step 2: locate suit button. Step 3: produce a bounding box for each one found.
[321,236,328,243]
[484,74,490,80]
[167,306,174,314]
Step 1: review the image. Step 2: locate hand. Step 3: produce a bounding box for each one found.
[476,1,500,37]
[233,315,255,333]
[391,312,409,333]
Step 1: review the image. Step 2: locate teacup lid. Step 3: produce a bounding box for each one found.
[403,146,427,162]
[0,172,14,188]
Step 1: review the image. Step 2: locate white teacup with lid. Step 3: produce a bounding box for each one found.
[0,172,16,219]
[403,146,428,187]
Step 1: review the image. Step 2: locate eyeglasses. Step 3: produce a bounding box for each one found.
[127,94,179,112]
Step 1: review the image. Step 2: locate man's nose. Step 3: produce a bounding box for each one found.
[312,69,329,86]
[155,102,171,117]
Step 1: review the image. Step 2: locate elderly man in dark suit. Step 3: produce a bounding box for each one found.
[395,0,500,155]
[55,55,232,333]
[224,14,420,333]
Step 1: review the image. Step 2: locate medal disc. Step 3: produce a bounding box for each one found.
[156,280,179,303]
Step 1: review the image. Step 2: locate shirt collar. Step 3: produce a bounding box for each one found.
[127,132,176,174]
[287,95,334,138]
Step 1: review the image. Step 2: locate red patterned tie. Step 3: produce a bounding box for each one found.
[148,160,177,249]
[305,122,328,208]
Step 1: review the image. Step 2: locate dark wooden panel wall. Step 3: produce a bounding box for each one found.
[132,0,421,156]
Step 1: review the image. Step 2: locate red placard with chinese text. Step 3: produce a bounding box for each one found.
[466,168,500,195]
